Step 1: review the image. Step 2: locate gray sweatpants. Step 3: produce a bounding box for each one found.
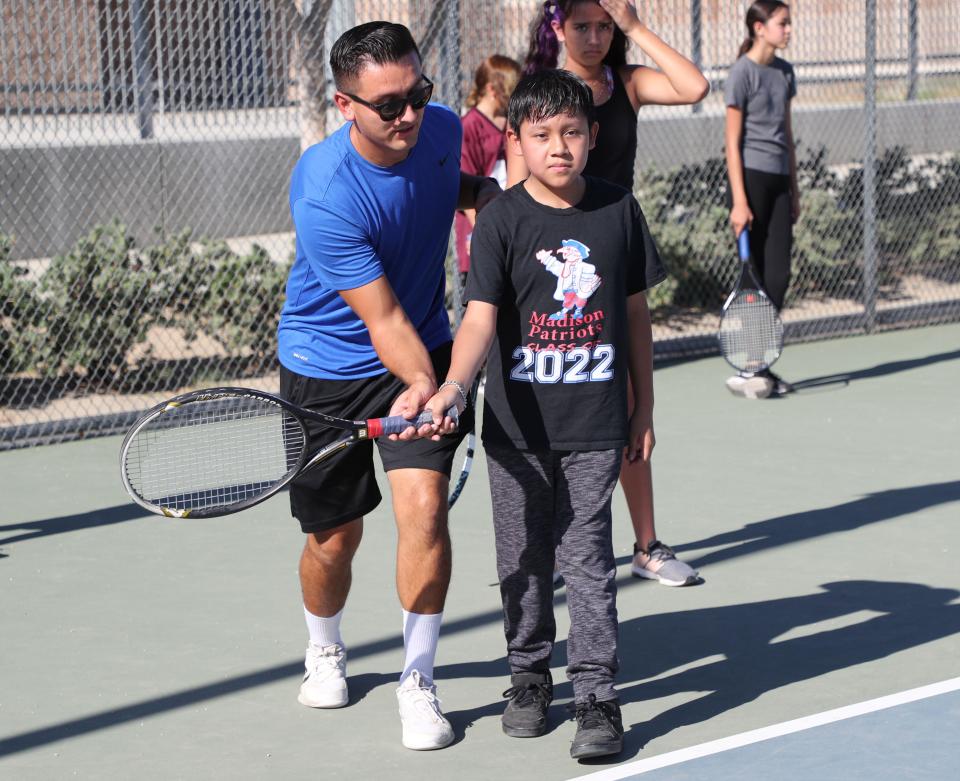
[485,444,622,703]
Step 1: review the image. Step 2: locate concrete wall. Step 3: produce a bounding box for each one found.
[1,136,299,260]
[635,98,960,171]
[2,99,958,260]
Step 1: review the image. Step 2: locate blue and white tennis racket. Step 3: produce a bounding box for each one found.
[718,231,784,373]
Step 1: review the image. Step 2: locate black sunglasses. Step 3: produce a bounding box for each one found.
[343,76,434,122]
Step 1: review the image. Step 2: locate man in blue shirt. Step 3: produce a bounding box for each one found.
[279,21,498,751]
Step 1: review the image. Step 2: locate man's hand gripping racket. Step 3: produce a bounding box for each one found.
[119,387,458,519]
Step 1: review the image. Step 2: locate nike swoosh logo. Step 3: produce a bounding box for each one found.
[439,153,449,166]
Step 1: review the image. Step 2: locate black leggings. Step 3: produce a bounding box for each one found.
[731,168,793,310]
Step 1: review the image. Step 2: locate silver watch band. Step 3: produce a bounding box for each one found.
[438,379,468,407]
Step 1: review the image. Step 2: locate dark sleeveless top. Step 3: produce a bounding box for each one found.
[583,69,638,191]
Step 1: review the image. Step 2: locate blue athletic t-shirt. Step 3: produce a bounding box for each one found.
[279,103,462,379]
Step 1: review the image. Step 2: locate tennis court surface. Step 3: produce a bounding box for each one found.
[2,324,959,780]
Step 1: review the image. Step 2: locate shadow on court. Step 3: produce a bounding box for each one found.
[0,604,506,757]
[606,480,960,572]
[441,580,960,764]
[572,580,960,765]
[4,574,956,762]
[3,477,959,758]
[790,348,960,392]
[0,504,147,552]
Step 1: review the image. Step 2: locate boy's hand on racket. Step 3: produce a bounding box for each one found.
[626,411,655,464]
[599,0,642,35]
[388,376,438,441]
[424,385,464,440]
[730,202,753,237]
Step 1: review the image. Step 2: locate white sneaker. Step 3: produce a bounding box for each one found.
[298,642,348,708]
[725,374,774,399]
[396,670,455,750]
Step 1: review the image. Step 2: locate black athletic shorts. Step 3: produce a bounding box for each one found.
[279,342,473,534]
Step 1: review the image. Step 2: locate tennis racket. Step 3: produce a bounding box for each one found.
[446,376,479,508]
[718,231,784,373]
[445,254,478,510]
[120,387,458,519]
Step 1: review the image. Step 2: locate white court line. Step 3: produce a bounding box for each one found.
[570,677,960,781]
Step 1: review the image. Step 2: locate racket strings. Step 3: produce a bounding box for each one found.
[123,397,306,512]
[719,291,784,372]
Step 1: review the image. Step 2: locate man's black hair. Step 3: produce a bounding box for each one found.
[329,21,421,89]
[507,69,596,135]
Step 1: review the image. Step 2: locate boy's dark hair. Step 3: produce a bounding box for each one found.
[507,69,595,135]
[329,21,421,89]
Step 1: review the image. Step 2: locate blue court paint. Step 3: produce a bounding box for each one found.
[573,679,960,781]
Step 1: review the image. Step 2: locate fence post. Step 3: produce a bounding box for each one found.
[906,0,918,101]
[131,0,155,139]
[863,0,878,332]
[690,0,702,114]
[322,0,354,139]
[444,0,463,110]
[294,0,334,151]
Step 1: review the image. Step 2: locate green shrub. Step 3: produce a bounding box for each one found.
[907,202,960,282]
[636,146,960,310]
[790,188,861,302]
[37,221,159,385]
[636,158,735,311]
[0,234,40,376]
[190,241,290,375]
[27,224,290,387]
[144,228,209,341]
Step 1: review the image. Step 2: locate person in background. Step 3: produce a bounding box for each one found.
[516,0,708,587]
[724,0,799,400]
[455,55,522,290]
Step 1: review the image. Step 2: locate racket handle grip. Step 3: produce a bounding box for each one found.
[368,405,460,437]
[738,230,751,261]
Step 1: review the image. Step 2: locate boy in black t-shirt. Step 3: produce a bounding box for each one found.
[426,69,665,760]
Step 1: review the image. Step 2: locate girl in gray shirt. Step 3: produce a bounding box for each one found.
[724,0,798,399]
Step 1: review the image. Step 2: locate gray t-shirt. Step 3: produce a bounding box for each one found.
[724,55,797,176]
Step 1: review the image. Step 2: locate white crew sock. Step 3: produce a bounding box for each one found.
[304,605,343,649]
[400,609,443,684]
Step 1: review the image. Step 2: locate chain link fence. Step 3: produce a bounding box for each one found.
[2,0,959,448]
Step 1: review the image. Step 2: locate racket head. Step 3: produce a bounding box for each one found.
[718,287,784,372]
[120,388,311,518]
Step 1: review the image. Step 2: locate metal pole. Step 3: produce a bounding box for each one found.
[444,0,463,110]
[906,0,918,101]
[863,0,878,332]
[322,0,354,139]
[690,0,702,114]
[131,0,155,139]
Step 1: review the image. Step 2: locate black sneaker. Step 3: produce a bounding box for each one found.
[570,694,624,759]
[501,671,553,737]
[758,368,794,396]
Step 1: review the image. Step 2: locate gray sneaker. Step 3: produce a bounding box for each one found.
[725,373,774,399]
[631,540,699,586]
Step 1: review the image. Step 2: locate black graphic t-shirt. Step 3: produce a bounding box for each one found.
[466,177,666,450]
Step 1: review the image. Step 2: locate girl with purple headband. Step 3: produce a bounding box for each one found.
[510,0,707,191]
[510,0,708,589]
